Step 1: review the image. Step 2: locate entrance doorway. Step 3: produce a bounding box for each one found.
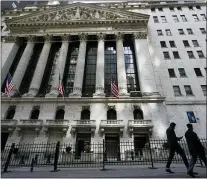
[134,135,147,159]
[105,134,120,160]
[1,133,9,151]
[75,133,91,159]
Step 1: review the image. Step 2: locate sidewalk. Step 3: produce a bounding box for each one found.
[1,164,207,178]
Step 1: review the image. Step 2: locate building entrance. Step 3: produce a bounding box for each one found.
[105,134,120,159]
[134,135,148,159]
[1,133,9,151]
[75,133,91,159]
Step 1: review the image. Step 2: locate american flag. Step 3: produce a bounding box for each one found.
[5,74,15,97]
[58,73,64,97]
[111,79,119,98]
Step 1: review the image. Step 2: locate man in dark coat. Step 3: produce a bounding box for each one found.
[185,123,207,177]
[165,122,189,173]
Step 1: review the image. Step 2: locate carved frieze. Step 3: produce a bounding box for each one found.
[133,31,147,39]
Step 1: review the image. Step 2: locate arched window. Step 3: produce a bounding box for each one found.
[5,108,15,119]
[107,109,117,120]
[81,109,90,120]
[133,109,143,120]
[30,109,40,119]
[55,109,65,120]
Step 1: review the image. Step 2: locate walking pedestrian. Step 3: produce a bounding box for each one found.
[185,123,207,177]
[165,122,189,173]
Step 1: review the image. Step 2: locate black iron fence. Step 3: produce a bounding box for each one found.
[1,139,206,172]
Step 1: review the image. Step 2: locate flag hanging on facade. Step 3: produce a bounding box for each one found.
[111,78,119,98]
[5,74,15,97]
[58,73,64,97]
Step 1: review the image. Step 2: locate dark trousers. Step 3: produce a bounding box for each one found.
[166,146,189,169]
[188,154,207,173]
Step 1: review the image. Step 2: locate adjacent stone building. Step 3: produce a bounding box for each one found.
[1,0,206,157]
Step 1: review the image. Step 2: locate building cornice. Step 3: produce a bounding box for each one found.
[1,96,166,104]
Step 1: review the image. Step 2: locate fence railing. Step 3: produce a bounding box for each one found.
[1,139,206,171]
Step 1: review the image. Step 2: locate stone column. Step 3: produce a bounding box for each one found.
[1,36,21,86]
[46,34,70,97]
[69,33,87,97]
[133,32,160,96]
[11,36,36,95]
[93,33,105,97]
[116,32,129,96]
[25,35,53,97]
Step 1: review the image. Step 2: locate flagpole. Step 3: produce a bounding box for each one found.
[8,73,22,97]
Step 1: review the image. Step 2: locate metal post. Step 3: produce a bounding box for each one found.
[147,134,157,169]
[3,143,15,173]
[51,141,60,172]
[30,158,35,172]
[102,139,105,170]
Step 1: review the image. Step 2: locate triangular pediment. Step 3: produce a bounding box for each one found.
[6,3,149,25]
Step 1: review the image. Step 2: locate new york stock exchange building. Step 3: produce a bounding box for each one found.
[1,0,206,160]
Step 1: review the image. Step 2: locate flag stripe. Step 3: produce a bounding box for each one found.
[111,79,119,98]
[58,73,64,96]
[5,74,15,96]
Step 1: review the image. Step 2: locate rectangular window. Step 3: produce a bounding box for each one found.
[177,7,182,11]
[168,69,176,77]
[187,51,195,59]
[187,28,193,35]
[157,30,163,36]
[173,51,180,59]
[160,41,167,48]
[178,29,185,35]
[184,85,193,95]
[197,50,205,58]
[169,7,174,11]
[193,14,199,21]
[178,68,187,77]
[188,6,193,10]
[161,16,167,23]
[196,5,201,9]
[172,15,179,22]
[183,40,190,47]
[200,28,206,34]
[153,16,159,23]
[187,111,197,123]
[169,41,176,48]
[158,7,163,11]
[151,8,155,12]
[173,86,182,96]
[166,29,172,36]
[181,15,187,22]
[194,68,203,76]
[163,52,170,59]
[192,40,199,47]
[201,85,207,96]
[200,14,206,21]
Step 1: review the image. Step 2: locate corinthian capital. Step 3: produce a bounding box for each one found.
[61,34,70,42]
[4,36,21,43]
[26,35,36,42]
[115,32,124,40]
[79,33,88,41]
[97,33,105,40]
[44,34,53,42]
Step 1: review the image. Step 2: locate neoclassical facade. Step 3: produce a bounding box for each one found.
[1,1,206,155]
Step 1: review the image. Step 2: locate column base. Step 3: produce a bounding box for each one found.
[45,90,59,98]
[69,93,82,98]
[119,92,130,97]
[93,92,105,98]
[142,92,161,97]
[23,88,39,97]
[22,93,35,98]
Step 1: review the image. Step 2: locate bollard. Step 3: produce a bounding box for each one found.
[3,143,15,173]
[147,135,157,169]
[30,158,35,172]
[46,154,51,164]
[131,151,134,161]
[117,144,121,161]
[51,141,60,172]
